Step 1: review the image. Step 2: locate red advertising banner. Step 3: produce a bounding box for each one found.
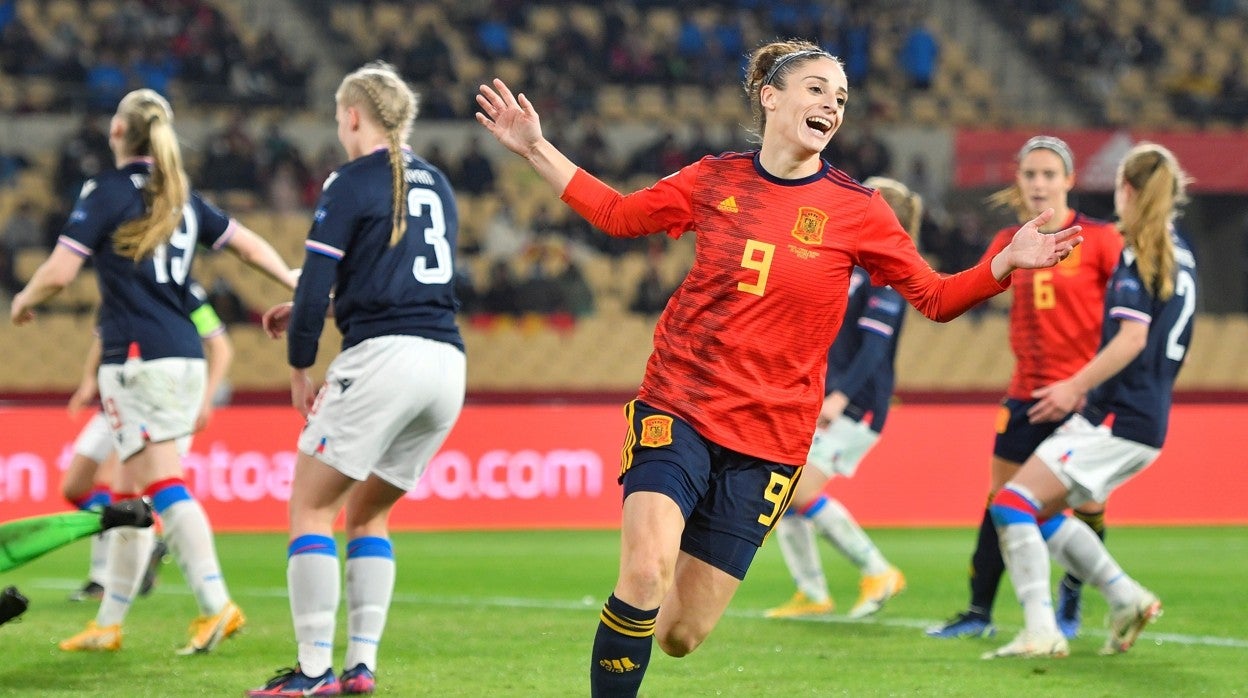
[954,129,1248,193]
[1,403,1244,529]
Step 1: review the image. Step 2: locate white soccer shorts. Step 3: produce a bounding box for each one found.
[298,335,466,491]
[806,415,881,478]
[1034,413,1161,508]
[97,357,205,461]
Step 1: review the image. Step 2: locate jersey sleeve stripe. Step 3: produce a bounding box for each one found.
[306,240,345,260]
[211,220,239,250]
[857,317,895,336]
[56,235,92,258]
[1109,306,1152,324]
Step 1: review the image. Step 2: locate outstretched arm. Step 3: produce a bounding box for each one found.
[10,246,85,325]
[476,79,578,194]
[989,208,1084,281]
[225,223,299,291]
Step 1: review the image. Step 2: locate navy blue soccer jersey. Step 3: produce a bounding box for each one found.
[823,266,906,432]
[1083,233,1197,448]
[288,148,463,369]
[57,161,234,364]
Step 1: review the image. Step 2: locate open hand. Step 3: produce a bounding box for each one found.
[1005,208,1083,270]
[475,78,544,158]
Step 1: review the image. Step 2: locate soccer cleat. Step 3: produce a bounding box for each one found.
[925,611,997,639]
[0,586,30,626]
[67,580,105,602]
[59,620,122,651]
[982,628,1070,659]
[1056,578,1083,639]
[99,498,155,530]
[848,566,907,619]
[177,600,245,655]
[340,663,376,695]
[1101,590,1162,655]
[246,666,340,697]
[139,539,168,597]
[764,591,834,618]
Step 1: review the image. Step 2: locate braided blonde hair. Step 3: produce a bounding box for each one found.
[336,62,419,246]
[112,89,190,261]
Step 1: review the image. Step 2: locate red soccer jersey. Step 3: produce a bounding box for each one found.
[563,153,1010,464]
[978,210,1123,400]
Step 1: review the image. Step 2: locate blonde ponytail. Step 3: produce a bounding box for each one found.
[112,89,190,261]
[1117,143,1190,301]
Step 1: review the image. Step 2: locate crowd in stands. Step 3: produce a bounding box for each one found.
[1000,0,1248,126]
[10,0,1248,325]
[0,0,310,112]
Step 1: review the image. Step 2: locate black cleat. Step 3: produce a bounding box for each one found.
[1,586,30,626]
[99,498,155,530]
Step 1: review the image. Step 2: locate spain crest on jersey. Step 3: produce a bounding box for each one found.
[639,415,674,447]
[791,207,828,245]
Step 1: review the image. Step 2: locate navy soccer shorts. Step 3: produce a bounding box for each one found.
[992,397,1066,464]
[618,400,800,580]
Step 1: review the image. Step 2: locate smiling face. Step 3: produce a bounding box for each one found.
[760,56,847,156]
[1015,148,1074,217]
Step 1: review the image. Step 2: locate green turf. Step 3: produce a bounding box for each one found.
[1,526,1245,696]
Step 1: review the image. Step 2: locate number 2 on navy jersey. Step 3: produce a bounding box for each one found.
[152,202,197,285]
[408,188,452,284]
[1165,269,1196,361]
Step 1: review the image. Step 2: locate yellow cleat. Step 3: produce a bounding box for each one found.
[848,566,906,619]
[765,591,834,619]
[59,621,122,652]
[177,600,245,655]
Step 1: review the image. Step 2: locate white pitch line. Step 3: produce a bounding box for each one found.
[28,578,1248,649]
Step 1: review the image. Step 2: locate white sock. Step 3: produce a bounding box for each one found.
[773,514,829,603]
[96,526,155,627]
[808,497,889,575]
[88,530,111,586]
[1045,516,1141,609]
[159,497,230,615]
[289,542,341,677]
[345,537,396,671]
[998,523,1060,635]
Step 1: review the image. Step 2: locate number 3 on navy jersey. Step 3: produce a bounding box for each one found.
[408,188,452,284]
[152,202,197,285]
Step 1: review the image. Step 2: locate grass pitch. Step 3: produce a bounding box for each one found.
[1,526,1245,696]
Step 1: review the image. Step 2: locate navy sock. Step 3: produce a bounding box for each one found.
[590,594,657,698]
[968,507,1004,618]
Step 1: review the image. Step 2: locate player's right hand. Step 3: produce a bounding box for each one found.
[475,78,543,157]
[263,301,294,339]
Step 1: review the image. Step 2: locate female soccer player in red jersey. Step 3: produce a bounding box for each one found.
[927,136,1124,642]
[476,39,1082,697]
[982,142,1194,659]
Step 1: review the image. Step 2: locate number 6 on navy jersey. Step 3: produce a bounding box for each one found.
[408,188,452,284]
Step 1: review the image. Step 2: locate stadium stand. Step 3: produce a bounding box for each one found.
[1,0,1246,397]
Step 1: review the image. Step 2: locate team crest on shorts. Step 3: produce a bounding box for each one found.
[639,415,674,447]
[791,206,828,245]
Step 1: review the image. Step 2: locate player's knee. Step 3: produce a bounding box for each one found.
[618,561,673,607]
[656,624,706,658]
